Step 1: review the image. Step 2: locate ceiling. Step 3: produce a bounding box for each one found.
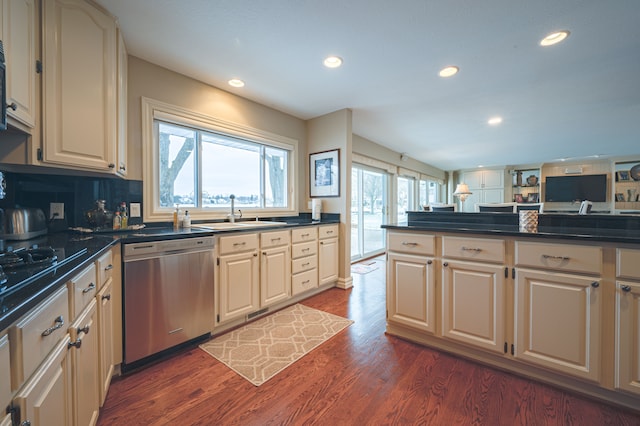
[95,0,640,171]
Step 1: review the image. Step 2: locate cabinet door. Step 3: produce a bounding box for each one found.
[387,252,436,334]
[514,269,601,382]
[0,335,10,412]
[42,0,117,171]
[615,281,640,395]
[219,251,259,322]
[97,279,114,406]
[482,169,504,189]
[260,245,291,307]
[2,0,38,128]
[13,335,73,426]
[69,299,99,426]
[318,237,339,285]
[442,260,506,353]
[116,27,128,176]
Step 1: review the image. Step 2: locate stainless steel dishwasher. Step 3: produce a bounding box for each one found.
[122,236,215,369]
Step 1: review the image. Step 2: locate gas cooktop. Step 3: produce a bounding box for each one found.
[0,244,88,298]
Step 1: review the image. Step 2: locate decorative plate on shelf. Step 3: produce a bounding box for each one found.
[630,164,640,181]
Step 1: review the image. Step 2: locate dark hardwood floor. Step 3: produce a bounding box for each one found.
[98,258,640,425]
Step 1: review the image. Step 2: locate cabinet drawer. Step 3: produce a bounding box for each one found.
[219,233,259,255]
[388,232,435,255]
[318,224,339,240]
[96,249,113,288]
[292,268,318,296]
[292,241,317,259]
[68,263,97,320]
[260,230,291,249]
[0,335,10,409]
[515,241,602,275]
[617,248,640,280]
[9,286,69,390]
[292,255,318,274]
[292,227,318,244]
[442,236,504,263]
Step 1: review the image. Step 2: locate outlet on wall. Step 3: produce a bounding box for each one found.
[50,202,64,219]
[130,202,141,218]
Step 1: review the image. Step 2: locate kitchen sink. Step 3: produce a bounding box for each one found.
[196,221,287,230]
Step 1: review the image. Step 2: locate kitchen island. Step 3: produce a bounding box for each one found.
[383,211,640,412]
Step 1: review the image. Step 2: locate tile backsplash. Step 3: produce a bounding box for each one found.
[0,170,143,230]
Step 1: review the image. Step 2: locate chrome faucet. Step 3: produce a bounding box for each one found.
[227,194,242,222]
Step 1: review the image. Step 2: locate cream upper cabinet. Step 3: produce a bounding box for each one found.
[318,224,339,286]
[615,248,640,396]
[460,169,505,212]
[116,26,128,176]
[514,241,602,382]
[217,233,260,323]
[42,0,117,172]
[1,0,39,129]
[260,230,291,307]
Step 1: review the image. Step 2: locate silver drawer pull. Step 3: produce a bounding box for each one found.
[271,237,281,241]
[302,262,310,267]
[68,338,82,349]
[401,242,418,246]
[302,279,310,284]
[102,293,111,301]
[77,324,90,335]
[42,316,64,337]
[104,264,113,271]
[302,233,310,237]
[82,283,96,293]
[233,242,247,247]
[302,248,310,252]
[461,247,482,252]
[542,254,570,261]
[326,230,334,234]
[621,285,632,292]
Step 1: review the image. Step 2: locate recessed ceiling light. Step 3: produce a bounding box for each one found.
[228,78,245,88]
[439,66,459,78]
[540,30,570,47]
[323,56,343,68]
[488,116,503,125]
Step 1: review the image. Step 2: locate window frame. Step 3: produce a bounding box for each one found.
[142,97,298,222]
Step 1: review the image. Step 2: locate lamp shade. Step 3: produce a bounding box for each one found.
[453,183,472,202]
[454,183,472,195]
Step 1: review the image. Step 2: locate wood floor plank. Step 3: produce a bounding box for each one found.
[98,258,640,425]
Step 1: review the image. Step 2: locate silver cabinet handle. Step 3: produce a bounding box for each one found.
[7,102,17,111]
[102,293,111,301]
[401,242,418,246]
[302,262,310,267]
[104,264,113,271]
[68,338,82,349]
[621,285,632,292]
[326,230,334,234]
[542,254,570,261]
[77,324,90,335]
[82,283,96,293]
[233,242,246,247]
[271,237,281,242]
[461,247,482,252]
[41,316,64,336]
[591,281,600,288]
[302,279,310,284]
[427,260,433,265]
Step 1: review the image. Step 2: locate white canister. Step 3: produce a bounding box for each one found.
[312,199,322,221]
[519,210,538,233]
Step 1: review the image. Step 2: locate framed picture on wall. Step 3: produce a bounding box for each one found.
[310,149,340,197]
[617,170,630,181]
[514,194,524,203]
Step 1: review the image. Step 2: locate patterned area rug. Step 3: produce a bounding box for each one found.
[199,304,353,386]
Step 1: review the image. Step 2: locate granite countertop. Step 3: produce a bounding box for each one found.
[0,216,341,331]
[385,211,640,244]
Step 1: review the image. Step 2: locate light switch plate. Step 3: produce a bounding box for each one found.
[50,202,64,219]
[130,203,141,218]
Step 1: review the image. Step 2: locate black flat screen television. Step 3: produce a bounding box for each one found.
[544,174,608,202]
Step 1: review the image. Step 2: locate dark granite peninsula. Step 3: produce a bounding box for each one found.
[383,211,640,412]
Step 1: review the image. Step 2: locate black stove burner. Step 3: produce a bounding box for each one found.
[0,247,58,271]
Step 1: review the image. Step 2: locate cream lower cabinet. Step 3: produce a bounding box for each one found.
[291,227,318,296]
[260,230,291,307]
[96,278,114,406]
[441,236,507,354]
[318,225,339,286]
[12,334,73,426]
[69,299,99,426]
[217,233,260,323]
[615,248,640,395]
[514,241,602,382]
[387,232,436,334]
[0,334,11,425]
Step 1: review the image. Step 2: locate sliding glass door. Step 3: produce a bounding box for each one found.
[351,165,388,261]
